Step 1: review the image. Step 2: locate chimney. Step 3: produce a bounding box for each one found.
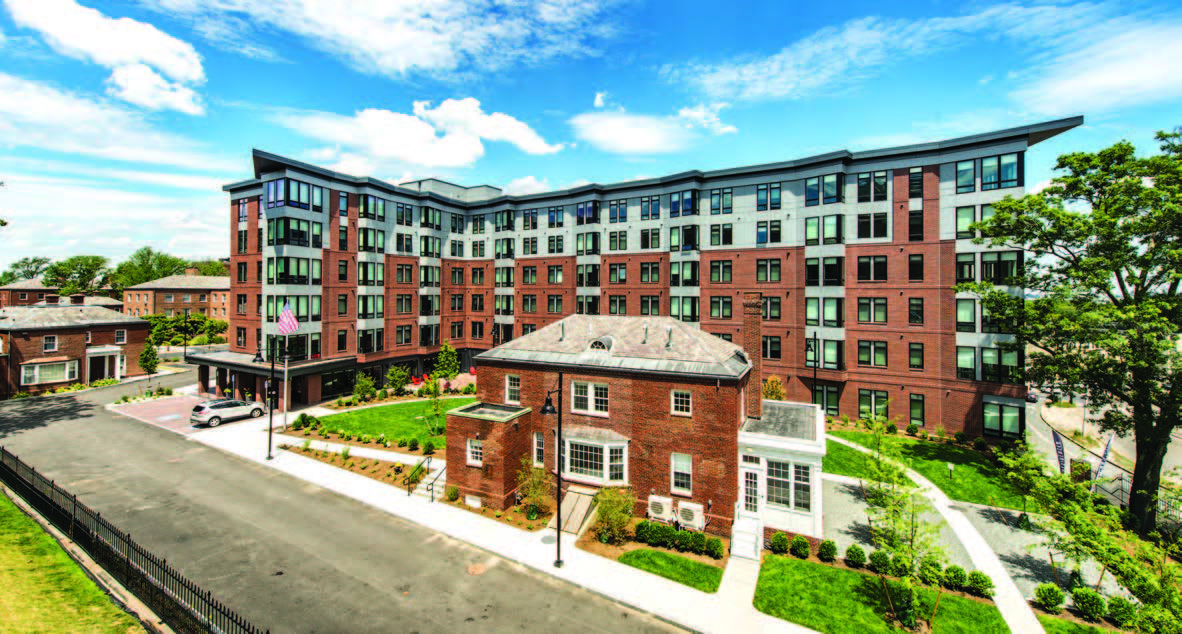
[45,294,60,305]
[70,294,85,305]
[185,267,199,276]
[742,291,763,420]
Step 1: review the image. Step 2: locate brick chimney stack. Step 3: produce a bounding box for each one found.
[69,294,85,305]
[742,291,763,420]
[184,267,199,276]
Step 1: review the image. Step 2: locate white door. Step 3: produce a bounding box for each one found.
[740,468,761,519]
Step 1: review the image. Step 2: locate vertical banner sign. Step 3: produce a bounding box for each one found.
[1052,430,1066,474]
[1092,433,1115,492]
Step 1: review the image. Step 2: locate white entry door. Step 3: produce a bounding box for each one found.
[740,468,761,519]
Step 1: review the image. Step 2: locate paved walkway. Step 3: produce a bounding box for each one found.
[190,417,812,634]
[828,435,1040,634]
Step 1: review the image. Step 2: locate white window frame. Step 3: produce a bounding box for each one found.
[558,437,628,485]
[21,360,79,385]
[671,453,692,496]
[467,439,483,467]
[115,329,127,344]
[85,331,92,344]
[671,389,693,416]
[571,381,609,416]
[533,431,544,467]
[505,374,521,405]
[18,292,27,300]
[164,294,174,303]
[183,294,192,302]
[766,460,812,513]
[43,335,57,353]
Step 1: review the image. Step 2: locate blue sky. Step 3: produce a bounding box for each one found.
[1,0,1181,270]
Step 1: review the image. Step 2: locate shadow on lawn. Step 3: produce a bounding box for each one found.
[851,574,897,625]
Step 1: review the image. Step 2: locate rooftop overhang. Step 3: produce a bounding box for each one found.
[185,351,359,378]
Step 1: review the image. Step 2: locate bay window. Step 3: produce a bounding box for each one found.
[21,360,78,385]
[560,438,628,485]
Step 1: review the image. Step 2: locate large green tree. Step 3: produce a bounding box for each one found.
[42,255,112,296]
[188,259,228,276]
[968,129,1182,535]
[113,247,189,289]
[7,256,51,280]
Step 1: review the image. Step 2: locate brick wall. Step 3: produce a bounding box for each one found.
[1,322,149,397]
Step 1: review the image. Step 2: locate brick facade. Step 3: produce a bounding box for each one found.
[0,320,149,398]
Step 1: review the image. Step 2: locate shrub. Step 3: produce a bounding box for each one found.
[884,423,897,435]
[408,438,420,451]
[336,398,343,407]
[593,487,635,545]
[1107,595,1137,628]
[690,531,708,555]
[12,391,31,399]
[445,485,460,502]
[398,438,408,448]
[1137,605,1181,634]
[770,532,790,555]
[634,520,651,544]
[845,544,866,568]
[954,431,968,444]
[918,555,944,587]
[340,446,351,460]
[973,436,988,451]
[817,539,838,562]
[673,530,694,553]
[789,535,810,559]
[292,413,308,430]
[868,550,891,574]
[1034,583,1065,614]
[462,383,476,394]
[943,565,967,590]
[966,570,995,597]
[302,439,311,451]
[378,433,386,444]
[917,429,928,440]
[889,554,912,578]
[423,440,435,455]
[378,389,388,400]
[353,373,376,402]
[653,524,676,549]
[762,375,787,400]
[1071,588,1105,622]
[386,365,411,396]
[361,434,371,444]
[705,537,724,560]
[905,423,920,436]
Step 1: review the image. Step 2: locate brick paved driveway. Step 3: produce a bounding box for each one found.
[111,395,207,435]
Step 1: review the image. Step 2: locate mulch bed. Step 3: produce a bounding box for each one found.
[281,429,443,458]
[576,517,729,568]
[1030,600,1126,631]
[442,497,554,532]
[281,445,435,489]
[323,393,472,410]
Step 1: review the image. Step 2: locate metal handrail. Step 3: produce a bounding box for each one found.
[425,464,447,502]
[406,455,432,496]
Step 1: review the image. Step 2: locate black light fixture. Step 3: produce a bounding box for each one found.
[541,371,564,568]
[252,342,265,364]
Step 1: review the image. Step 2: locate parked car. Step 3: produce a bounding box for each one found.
[190,399,265,427]
[1025,392,1039,403]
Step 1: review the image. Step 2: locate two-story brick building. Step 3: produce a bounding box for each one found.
[0,278,60,308]
[447,293,826,558]
[122,270,230,318]
[35,294,124,312]
[0,303,149,399]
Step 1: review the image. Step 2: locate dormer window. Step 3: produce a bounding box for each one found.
[589,336,613,352]
[590,340,608,351]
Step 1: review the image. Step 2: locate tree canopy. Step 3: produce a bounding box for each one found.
[188,259,227,276]
[968,129,1182,534]
[42,255,111,296]
[6,256,51,281]
[112,247,189,289]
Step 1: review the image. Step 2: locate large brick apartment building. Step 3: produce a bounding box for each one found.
[122,270,230,318]
[190,116,1082,436]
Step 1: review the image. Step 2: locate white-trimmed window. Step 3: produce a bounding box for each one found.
[671,390,692,415]
[164,294,174,303]
[18,292,27,300]
[115,330,127,344]
[505,374,521,404]
[671,453,692,495]
[559,438,627,485]
[533,432,544,466]
[43,335,57,353]
[85,331,92,344]
[183,294,192,302]
[21,360,78,385]
[467,439,483,467]
[572,381,609,415]
[767,460,811,512]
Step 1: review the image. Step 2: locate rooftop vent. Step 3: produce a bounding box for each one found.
[642,325,648,344]
[665,326,673,349]
[559,322,565,341]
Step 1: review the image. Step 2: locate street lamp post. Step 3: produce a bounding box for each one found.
[540,371,564,568]
[182,310,190,363]
[252,341,275,461]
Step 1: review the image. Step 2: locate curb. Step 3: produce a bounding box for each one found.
[0,483,174,634]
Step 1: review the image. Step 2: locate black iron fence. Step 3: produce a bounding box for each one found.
[1092,471,1182,527]
[0,446,267,634]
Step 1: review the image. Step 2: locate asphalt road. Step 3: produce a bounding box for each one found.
[0,368,678,634]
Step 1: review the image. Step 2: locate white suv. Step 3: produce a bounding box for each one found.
[190,399,265,427]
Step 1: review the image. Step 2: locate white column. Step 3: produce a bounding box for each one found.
[114,353,122,380]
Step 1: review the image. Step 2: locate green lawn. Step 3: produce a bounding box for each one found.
[316,397,477,449]
[824,440,915,486]
[0,492,143,633]
[754,555,1008,633]
[829,431,1026,511]
[1037,615,1110,633]
[616,549,723,593]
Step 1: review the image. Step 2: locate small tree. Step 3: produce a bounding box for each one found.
[353,373,376,402]
[516,455,552,519]
[386,364,410,396]
[593,487,635,545]
[861,408,908,506]
[138,344,159,385]
[762,375,786,401]
[427,386,445,436]
[871,488,948,629]
[435,340,460,380]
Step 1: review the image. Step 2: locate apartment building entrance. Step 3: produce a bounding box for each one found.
[85,346,122,383]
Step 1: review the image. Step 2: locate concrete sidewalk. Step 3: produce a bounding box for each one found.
[829,435,1040,633]
[190,417,812,634]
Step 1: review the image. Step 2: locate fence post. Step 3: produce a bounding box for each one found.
[70,494,77,540]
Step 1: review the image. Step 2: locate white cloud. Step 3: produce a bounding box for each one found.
[106,63,204,115]
[274,98,564,170]
[5,0,205,114]
[0,72,232,170]
[569,101,738,155]
[503,175,551,195]
[594,91,608,108]
[144,0,623,79]
[850,109,1015,149]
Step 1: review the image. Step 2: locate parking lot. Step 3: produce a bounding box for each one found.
[110,395,207,435]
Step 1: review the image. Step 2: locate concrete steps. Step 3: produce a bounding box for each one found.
[412,465,446,501]
[730,517,761,561]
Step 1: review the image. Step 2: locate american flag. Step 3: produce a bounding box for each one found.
[277,300,299,336]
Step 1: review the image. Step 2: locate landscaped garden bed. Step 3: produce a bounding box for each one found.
[282,445,435,490]
[281,398,478,457]
[576,515,728,593]
[441,491,554,531]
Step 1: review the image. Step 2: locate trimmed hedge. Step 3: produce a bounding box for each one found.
[1035,583,1065,614]
[633,520,723,560]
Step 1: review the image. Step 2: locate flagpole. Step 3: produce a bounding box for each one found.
[283,334,290,431]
